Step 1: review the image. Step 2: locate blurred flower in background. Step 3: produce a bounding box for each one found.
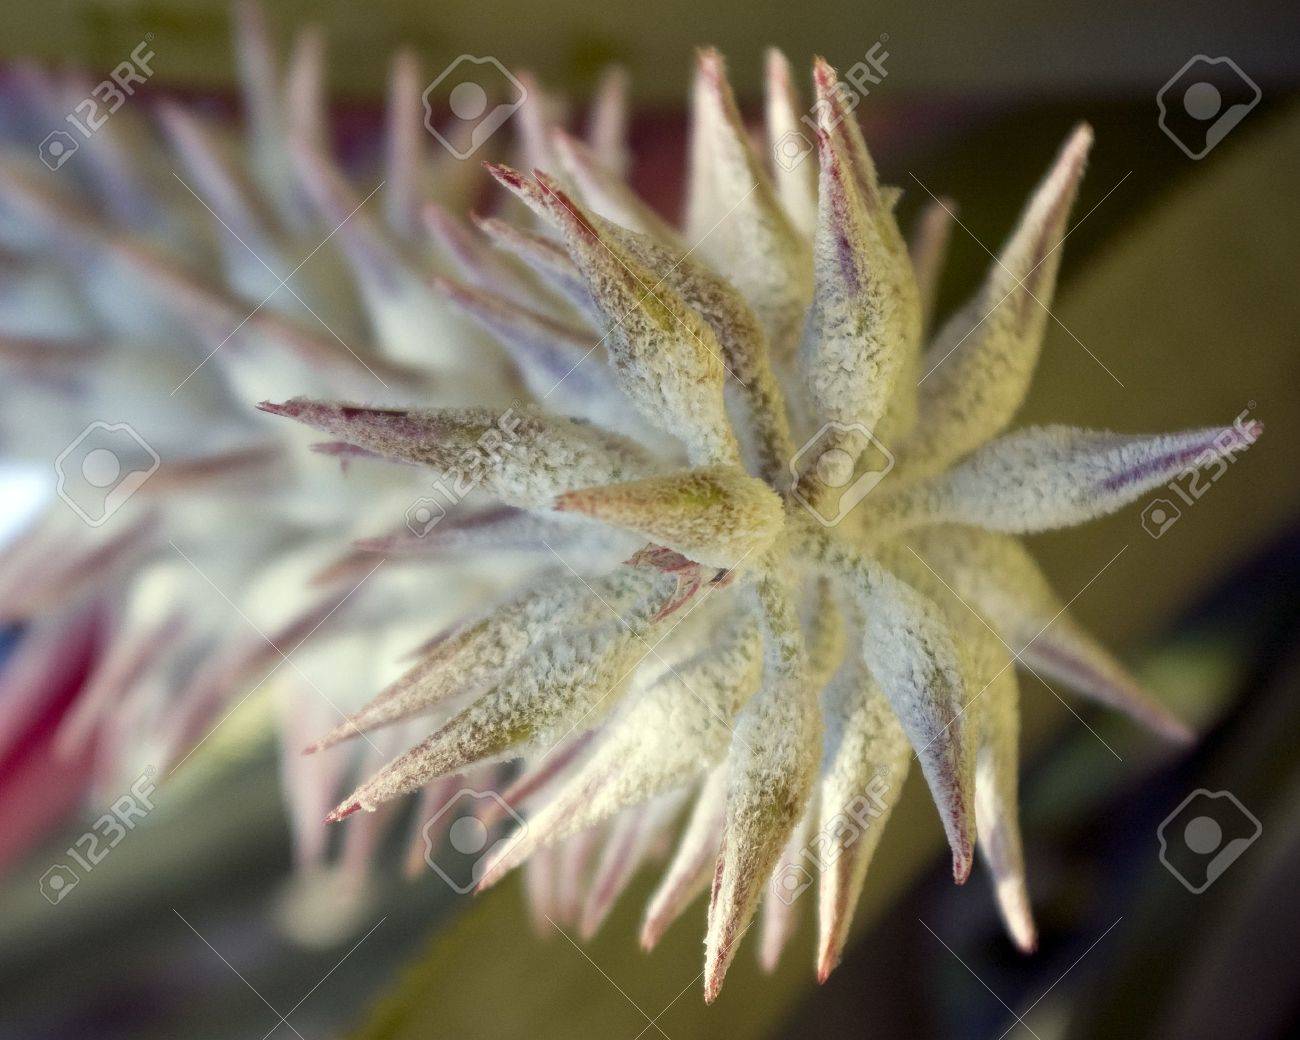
[0,2,1297,1039]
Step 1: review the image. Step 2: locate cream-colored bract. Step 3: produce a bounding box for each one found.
[0,1,1260,1000]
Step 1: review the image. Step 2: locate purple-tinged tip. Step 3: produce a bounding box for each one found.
[952,844,973,885]
[257,399,304,419]
[811,55,839,95]
[325,802,362,824]
[696,46,726,81]
[639,922,663,952]
[765,47,790,85]
[483,161,526,191]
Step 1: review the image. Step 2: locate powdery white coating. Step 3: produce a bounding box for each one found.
[798,118,905,443]
[306,570,660,751]
[878,538,1011,700]
[488,166,740,467]
[477,616,763,886]
[332,615,658,816]
[259,398,656,509]
[802,578,848,694]
[904,126,1093,476]
[876,422,1262,536]
[815,650,910,981]
[904,525,1192,741]
[704,571,820,1002]
[809,57,921,440]
[687,49,812,366]
[601,222,796,486]
[797,528,974,879]
[556,465,785,571]
[148,34,1251,996]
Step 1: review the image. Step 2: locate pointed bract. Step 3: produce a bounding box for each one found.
[556,466,784,571]
[906,126,1093,474]
[875,421,1262,536]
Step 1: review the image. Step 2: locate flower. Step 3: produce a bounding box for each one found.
[260,45,1260,999]
[0,2,1262,1000]
[0,2,524,915]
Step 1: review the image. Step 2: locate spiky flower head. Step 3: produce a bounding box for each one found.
[0,5,1261,1000]
[259,47,1260,997]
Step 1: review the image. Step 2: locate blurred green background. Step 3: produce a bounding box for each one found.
[1,2,1298,1038]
